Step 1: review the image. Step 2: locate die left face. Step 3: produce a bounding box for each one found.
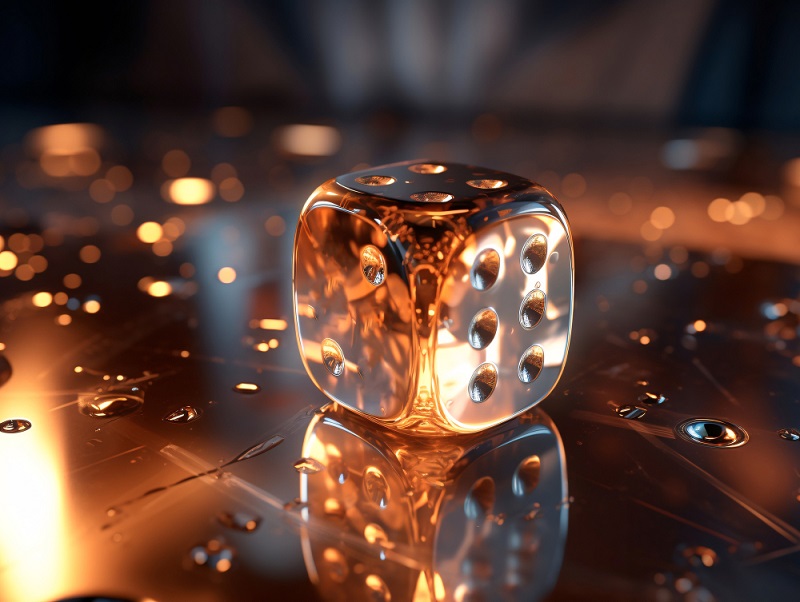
[294,160,573,433]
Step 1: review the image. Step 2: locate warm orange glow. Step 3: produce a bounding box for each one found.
[152,240,173,257]
[168,177,215,205]
[259,318,288,331]
[276,124,341,157]
[265,215,286,236]
[654,264,672,280]
[147,280,172,297]
[56,314,72,326]
[256,342,269,352]
[79,245,101,264]
[693,319,707,332]
[53,292,68,305]
[63,273,81,289]
[106,165,133,191]
[219,177,244,202]
[15,265,35,281]
[83,300,101,314]
[110,204,134,226]
[211,162,237,182]
[136,222,163,243]
[268,338,279,349]
[27,123,103,154]
[32,292,53,307]
[640,221,662,241]
[217,267,236,283]
[650,206,675,229]
[162,149,191,177]
[161,217,185,240]
[29,255,48,273]
[707,198,730,222]
[89,178,115,203]
[0,250,19,271]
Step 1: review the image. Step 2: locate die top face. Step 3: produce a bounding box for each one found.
[294,160,573,434]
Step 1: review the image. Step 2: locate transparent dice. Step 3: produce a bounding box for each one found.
[293,161,573,434]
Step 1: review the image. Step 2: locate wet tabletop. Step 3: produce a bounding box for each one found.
[0,118,799,602]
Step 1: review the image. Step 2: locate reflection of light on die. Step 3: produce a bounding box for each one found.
[298,403,568,602]
[293,161,574,434]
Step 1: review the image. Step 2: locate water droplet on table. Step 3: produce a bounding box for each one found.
[233,382,260,394]
[294,457,325,474]
[78,390,144,418]
[638,392,667,405]
[0,418,31,434]
[616,405,647,420]
[163,405,201,423]
[677,418,748,447]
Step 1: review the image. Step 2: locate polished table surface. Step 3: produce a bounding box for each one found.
[0,118,798,601]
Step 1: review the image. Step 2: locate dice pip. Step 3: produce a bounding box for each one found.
[293,161,573,434]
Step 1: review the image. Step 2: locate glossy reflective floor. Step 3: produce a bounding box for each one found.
[0,121,799,602]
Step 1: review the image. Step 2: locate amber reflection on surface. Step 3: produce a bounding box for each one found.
[0,337,68,600]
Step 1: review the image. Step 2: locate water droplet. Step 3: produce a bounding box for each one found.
[190,539,235,572]
[410,191,453,203]
[365,574,391,602]
[218,511,261,533]
[233,382,260,394]
[0,418,31,434]
[468,308,498,349]
[470,249,500,291]
[616,405,647,420]
[677,418,748,448]
[408,163,447,174]
[78,391,144,418]
[638,392,667,405]
[356,175,396,186]
[682,545,718,567]
[519,289,546,329]
[294,457,325,474]
[512,455,541,496]
[518,345,544,383]
[0,355,11,388]
[468,362,497,402]
[232,435,285,462]
[465,476,495,519]
[467,178,507,190]
[361,245,386,286]
[778,428,800,441]
[163,405,201,423]
[520,234,548,274]
[363,523,392,547]
[322,547,349,583]
[363,466,389,508]
[321,338,345,377]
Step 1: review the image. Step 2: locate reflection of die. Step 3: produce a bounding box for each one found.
[293,161,573,434]
[298,402,568,602]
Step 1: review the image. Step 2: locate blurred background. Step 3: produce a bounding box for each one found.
[2,0,800,264]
